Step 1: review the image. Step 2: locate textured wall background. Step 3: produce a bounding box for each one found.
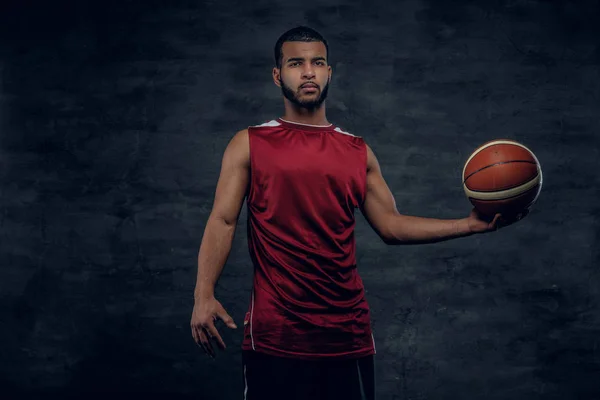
[0,0,599,399]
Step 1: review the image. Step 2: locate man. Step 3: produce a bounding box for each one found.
[191,26,515,400]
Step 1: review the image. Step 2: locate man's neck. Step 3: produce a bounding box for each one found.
[281,104,329,126]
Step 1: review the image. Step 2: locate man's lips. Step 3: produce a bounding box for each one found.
[300,83,318,91]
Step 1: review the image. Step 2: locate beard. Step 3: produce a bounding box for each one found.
[279,76,330,111]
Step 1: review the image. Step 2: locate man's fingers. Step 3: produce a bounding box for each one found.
[205,324,227,350]
[199,328,216,358]
[192,325,213,357]
[491,213,502,230]
[191,325,200,345]
[191,302,234,357]
[193,321,215,358]
[217,311,238,329]
[195,330,210,356]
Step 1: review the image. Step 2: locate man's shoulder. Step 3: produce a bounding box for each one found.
[228,129,249,154]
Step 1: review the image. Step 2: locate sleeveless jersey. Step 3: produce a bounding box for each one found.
[241,118,376,360]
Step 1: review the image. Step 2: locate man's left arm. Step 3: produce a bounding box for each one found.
[360,144,503,245]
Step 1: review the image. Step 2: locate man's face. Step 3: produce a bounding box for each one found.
[274,41,332,110]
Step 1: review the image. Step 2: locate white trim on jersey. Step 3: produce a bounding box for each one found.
[279,118,333,128]
[250,290,256,350]
[334,127,358,137]
[252,119,361,138]
[243,365,248,400]
[252,120,281,127]
[372,333,376,354]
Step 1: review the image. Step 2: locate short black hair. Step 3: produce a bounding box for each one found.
[274,26,329,69]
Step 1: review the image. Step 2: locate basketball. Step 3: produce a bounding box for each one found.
[462,139,543,217]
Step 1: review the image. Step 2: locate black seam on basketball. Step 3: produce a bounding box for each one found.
[463,160,537,184]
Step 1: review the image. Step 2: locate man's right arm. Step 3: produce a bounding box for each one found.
[191,129,249,357]
[194,129,250,300]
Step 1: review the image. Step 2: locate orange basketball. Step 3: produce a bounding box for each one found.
[462,139,542,217]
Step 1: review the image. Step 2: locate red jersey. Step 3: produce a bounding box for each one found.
[241,118,376,360]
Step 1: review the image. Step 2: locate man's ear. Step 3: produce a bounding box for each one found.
[273,67,281,88]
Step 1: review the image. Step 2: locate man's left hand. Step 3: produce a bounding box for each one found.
[467,208,529,234]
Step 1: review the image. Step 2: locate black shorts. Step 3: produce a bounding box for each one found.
[242,350,376,400]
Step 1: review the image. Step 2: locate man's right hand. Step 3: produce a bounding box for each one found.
[191,296,237,358]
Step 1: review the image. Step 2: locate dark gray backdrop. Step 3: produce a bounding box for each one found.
[1,0,599,399]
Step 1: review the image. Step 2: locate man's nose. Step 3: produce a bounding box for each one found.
[302,65,316,79]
